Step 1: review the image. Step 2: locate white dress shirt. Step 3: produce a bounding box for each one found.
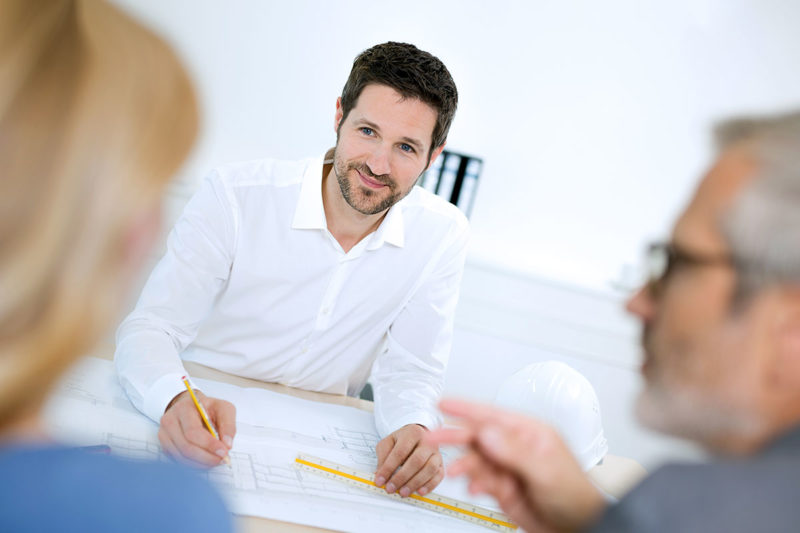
[115,153,469,437]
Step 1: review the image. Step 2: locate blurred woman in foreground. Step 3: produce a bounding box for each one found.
[0,1,232,530]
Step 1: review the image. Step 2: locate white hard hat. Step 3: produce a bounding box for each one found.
[494,361,608,471]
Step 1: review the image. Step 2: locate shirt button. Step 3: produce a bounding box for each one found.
[321,306,330,315]
[301,347,309,354]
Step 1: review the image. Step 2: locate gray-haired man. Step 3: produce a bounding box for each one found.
[429,110,800,532]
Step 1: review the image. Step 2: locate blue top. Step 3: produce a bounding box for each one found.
[0,443,233,533]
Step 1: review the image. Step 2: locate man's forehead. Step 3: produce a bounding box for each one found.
[672,146,760,250]
[349,84,437,142]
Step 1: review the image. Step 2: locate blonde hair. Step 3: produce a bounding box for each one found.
[0,1,198,427]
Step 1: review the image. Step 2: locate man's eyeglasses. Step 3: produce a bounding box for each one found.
[645,242,734,296]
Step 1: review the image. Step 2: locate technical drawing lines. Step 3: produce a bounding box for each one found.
[106,433,164,462]
[334,427,379,464]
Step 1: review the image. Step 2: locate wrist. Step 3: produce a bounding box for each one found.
[165,390,188,413]
[565,486,607,532]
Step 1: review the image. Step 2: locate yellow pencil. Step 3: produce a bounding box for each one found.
[181,376,231,467]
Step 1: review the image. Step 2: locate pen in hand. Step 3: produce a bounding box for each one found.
[181,376,232,467]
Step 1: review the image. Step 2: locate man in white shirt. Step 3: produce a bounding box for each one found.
[115,42,467,499]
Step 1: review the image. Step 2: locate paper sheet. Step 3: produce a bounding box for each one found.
[42,357,497,533]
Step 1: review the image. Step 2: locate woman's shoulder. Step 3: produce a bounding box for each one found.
[0,444,233,533]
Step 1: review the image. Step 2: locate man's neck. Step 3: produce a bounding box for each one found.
[321,162,387,253]
[704,417,785,457]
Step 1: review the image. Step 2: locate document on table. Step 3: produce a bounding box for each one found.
[42,357,496,533]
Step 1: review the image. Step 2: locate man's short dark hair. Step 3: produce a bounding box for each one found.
[340,42,458,155]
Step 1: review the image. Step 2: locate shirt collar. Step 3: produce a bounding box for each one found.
[291,154,327,230]
[367,199,405,249]
[291,149,406,249]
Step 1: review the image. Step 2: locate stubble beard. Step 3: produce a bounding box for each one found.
[333,150,413,216]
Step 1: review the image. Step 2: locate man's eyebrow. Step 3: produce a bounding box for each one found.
[355,118,381,132]
[399,136,425,152]
[355,119,425,152]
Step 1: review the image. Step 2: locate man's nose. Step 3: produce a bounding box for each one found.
[365,143,391,176]
[626,284,656,322]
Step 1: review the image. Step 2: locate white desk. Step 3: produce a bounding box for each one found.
[75,347,644,532]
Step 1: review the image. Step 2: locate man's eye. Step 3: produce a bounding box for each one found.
[400,143,414,153]
[360,127,374,136]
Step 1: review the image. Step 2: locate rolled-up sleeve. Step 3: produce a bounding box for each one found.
[115,171,238,422]
[370,219,469,437]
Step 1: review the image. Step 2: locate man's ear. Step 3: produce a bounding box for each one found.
[425,143,446,171]
[334,97,344,133]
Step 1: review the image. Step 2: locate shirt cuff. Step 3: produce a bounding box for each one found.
[143,371,190,422]
[380,410,441,438]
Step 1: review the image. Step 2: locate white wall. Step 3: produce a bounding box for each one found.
[451,259,704,468]
[116,0,800,291]
[112,0,800,469]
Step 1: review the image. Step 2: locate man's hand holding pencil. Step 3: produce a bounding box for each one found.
[158,377,236,467]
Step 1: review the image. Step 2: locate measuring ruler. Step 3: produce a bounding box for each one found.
[294,454,517,531]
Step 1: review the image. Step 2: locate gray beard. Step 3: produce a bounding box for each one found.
[635,381,763,452]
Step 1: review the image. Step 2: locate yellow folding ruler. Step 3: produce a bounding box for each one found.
[294,454,517,531]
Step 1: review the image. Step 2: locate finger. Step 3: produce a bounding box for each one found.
[451,450,504,497]
[492,474,546,533]
[465,458,493,495]
[375,435,395,480]
[493,473,525,513]
[447,449,483,477]
[172,424,227,466]
[174,406,229,466]
[476,423,565,479]
[416,463,444,496]
[158,425,181,460]
[159,408,197,459]
[207,398,237,448]
[438,397,497,422]
[501,483,555,533]
[397,452,442,497]
[376,438,415,490]
[177,403,224,451]
[424,426,475,447]
[440,398,538,430]
[159,421,216,467]
[385,441,433,494]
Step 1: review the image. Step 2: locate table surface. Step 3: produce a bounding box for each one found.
[94,347,364,532]
[93,347,646,532]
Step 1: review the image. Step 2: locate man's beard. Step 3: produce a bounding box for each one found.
[333,153,409,216]
[636,327,763,449]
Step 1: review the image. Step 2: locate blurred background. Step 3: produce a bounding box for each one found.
[112,0,800,469]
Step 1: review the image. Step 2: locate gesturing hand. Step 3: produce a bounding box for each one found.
[426,398,606,533]
[158,389,236,467]
[374,424,444,497]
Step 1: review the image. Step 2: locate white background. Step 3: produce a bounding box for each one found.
[112,0,800,469]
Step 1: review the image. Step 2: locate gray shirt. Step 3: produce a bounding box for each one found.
[590,425,800,533]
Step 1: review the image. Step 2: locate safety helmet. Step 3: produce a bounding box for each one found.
[494,361,608,471]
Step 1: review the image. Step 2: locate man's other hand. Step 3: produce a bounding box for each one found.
[374,423,444,497]
[158,389,236,467]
